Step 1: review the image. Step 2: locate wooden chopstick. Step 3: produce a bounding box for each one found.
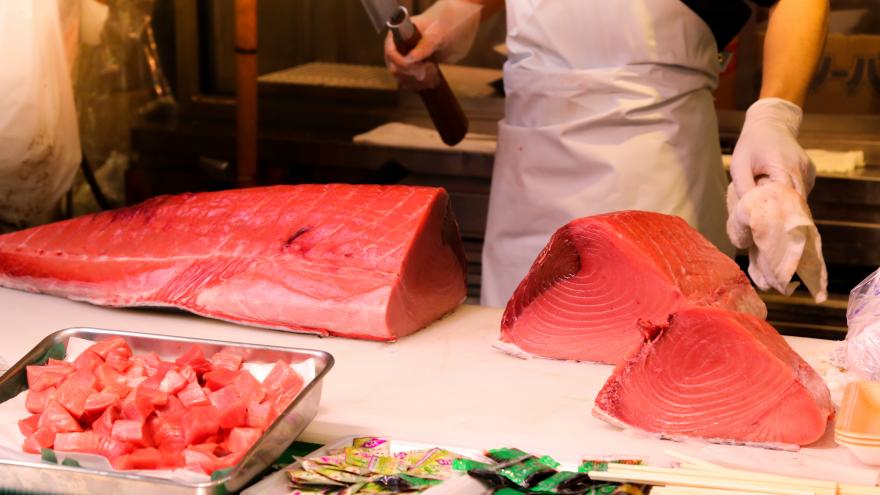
[651,487,788,495]
[588,469,816,495]
[593,462,880,495]
[605,463,836,494]
[662,451,880,495]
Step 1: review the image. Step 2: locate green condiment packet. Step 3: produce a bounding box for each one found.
[578,459,641,474]
[486,448,533,464]
[529,471,593,493]
[497,457,557,488]
[452,457,492,471]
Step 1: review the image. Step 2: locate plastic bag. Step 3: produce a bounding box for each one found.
[845,267,880,379]
[71,0,175,215]
[0,1,81,228]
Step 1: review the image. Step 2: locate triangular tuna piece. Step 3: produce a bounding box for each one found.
[0,185,467,341]
[500,211,766,364]
[593,307,833,446]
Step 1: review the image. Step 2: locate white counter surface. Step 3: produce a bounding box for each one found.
[2,287,875,485]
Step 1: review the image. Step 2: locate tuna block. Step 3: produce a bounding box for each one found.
[501,211,767,364]
[593,307,833,446]
[0,185,468,341]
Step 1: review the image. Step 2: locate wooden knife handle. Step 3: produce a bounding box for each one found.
[392,19,469,146]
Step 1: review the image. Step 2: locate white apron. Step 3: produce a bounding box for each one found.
[480,0,734,307]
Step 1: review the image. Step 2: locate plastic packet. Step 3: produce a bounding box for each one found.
[71,0,176,216]
[845,267,880,379]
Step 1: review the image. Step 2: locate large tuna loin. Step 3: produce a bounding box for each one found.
[500,211,767,364]
[593,307,833,446]
[0,184,467,341]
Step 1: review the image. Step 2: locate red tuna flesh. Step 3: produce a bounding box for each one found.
[500,211,767,364]
[593,307,833,446]
[0,185,467,341]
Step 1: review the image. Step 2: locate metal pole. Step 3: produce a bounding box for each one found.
[235,0,258,187]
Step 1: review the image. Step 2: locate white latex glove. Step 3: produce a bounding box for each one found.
[727,180,828,303]
[384,0,482,90]
[730,98,816,199]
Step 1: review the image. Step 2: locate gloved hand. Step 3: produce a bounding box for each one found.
[727,180,828,303]
[729,98,816,199]
[384,0,482,90]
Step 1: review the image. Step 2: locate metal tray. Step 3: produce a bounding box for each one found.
[0,327,334,494]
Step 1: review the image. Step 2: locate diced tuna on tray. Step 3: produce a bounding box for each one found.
[500,211,767,364]
[593,307,834,446]
[0,184,468,341]
[18,337,304,473]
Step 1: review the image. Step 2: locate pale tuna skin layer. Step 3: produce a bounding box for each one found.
[500,211,767,364]
[0,184,467,341]
[593,307,834,446]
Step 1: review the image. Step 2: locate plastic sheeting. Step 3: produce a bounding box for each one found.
[70,0,175,216]
[0,1,81,229]
[846,267,880,379]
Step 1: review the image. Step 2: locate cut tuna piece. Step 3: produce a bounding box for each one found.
[175,346,211,373]
[593,307,833,446]
[92,406,118,437]
[26,364,73,392]
[73,350,104,372]
[111,419,152,447]
[209,352,242,372]
[25,387,56,414]
[0,184,467,341]
[23,428,56,454]
[38,400,82,433]
[177,380,210,409]
[114,447,163,470]
[54,432,134,461]
[501,211,767,364]
[224,427,262,453]
[18,414,41,437]
[82,391,118,423]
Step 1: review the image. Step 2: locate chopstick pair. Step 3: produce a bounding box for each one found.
[585,450,880,495]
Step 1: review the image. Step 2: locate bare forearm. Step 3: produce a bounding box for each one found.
[759,0,828,107]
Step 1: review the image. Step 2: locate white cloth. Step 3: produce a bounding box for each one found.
[0,0,81,227]
[480,0,731,307]
[726,181,828,303]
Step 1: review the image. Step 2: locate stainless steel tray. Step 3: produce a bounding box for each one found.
[0,327,334,494]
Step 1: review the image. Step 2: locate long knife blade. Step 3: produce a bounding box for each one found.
[360,0,402,33]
